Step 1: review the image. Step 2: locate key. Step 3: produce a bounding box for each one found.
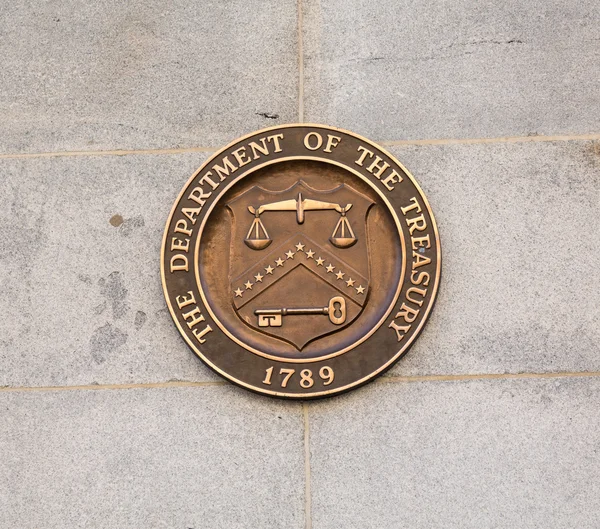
[255,296,346,327]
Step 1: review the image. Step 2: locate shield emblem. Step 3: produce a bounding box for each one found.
[227,181,374,350]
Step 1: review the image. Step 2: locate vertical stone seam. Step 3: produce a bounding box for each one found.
[297,0,305,123]
[303,402,312,529]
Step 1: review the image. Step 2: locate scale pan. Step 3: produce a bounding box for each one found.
[245,238,272,250]
[329,237,357,249]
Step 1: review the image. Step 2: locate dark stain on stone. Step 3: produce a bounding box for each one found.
[98,271,129,319]
[78,274,92,285]
[582,141,600,170]
[256,112,279,120]
[419,38,525,62]
[6,187,46,278]
[349,56,387,63]
[93,301,107,315]
[110,214,124,227]
[119,215,145,237]
[134,310,147,330]
[444,39,524,50]
[89,323,128,364]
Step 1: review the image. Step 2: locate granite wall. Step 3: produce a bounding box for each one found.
[1,1,599,527]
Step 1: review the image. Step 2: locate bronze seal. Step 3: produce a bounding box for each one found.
[161,124,441,398]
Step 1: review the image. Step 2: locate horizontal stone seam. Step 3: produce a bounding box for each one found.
[0,380,227,393]
[381,371,600,384]
[0,146,217,160]
[2,371,600,393]
[379,133,600,147]
[0,133,599,160]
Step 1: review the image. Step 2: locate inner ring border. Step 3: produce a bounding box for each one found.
[194,155,406,363]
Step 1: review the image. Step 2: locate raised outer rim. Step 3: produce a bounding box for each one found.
[160,123,441,399]
[193,156,406,362]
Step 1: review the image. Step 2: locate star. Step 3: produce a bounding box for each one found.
[275,258,285,267]
[254,273,263,282]
[285,250,295,259]
[245,280,253,290]
[356,285,365,294]
[295,242,305,252]
[346,278,355,287]
[265,265,274,274]
[326,264,335,273]
[306,249,315,259]
[316,257,324,266]
[234,287,243,297]
[336,270,345,280]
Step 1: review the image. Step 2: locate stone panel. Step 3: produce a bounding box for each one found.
[0,153,217,387]
[385,140,600,376]
[309,377,600,528]
[0,385,304,528]
[0,0,298,153]
[303,0,600,141]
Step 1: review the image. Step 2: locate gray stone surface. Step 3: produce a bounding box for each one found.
[308,376,600,529]
[0,385,304,528]
[0,152,220,388]
[302,0,600,141]
[386,139,600,377]
[0,0,297,154]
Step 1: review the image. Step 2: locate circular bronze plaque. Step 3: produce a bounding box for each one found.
[161,124,441,398]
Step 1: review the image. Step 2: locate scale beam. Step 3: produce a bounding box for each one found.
[248,192,352,224]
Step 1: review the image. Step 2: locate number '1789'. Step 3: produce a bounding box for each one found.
[262,367,334,389]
